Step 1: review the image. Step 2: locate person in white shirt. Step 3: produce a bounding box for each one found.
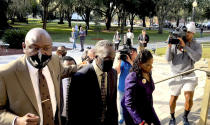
[61,56,77,125]
[126,28,134,47]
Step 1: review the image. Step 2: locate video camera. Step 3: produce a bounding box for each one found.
[119,45,131,61]
[168,26,187,44]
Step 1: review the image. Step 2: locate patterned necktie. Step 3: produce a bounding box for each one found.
[101,73,107,123]
[38,69,55,125]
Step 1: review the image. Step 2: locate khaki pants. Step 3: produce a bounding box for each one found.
[138,46,145,53]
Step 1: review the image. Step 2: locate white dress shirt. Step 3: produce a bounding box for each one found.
[126,32,134,45]
[26,59,57,125]
[61,78,70,117]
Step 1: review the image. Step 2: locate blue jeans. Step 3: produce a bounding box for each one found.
[73,39,77,49]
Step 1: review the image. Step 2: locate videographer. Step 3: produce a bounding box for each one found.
[166,22,202,125]
[114,47,137,124]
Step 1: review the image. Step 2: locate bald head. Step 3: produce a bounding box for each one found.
[23,28,53,57]
[25,28,52,45]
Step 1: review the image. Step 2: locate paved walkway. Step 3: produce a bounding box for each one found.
[152,56,208,125]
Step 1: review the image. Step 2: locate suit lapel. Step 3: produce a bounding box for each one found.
[90,65,101,100]
[15,56,39,115]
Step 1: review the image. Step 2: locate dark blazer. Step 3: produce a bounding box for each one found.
[66,64,118,125]
[138,34,149,47]
[121,72,160,125]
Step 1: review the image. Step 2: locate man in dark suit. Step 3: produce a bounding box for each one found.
[67,40,118,125]
[0,28,77,125]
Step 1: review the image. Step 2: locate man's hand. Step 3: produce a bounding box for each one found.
[168,43,172,48]
[178,37,186,47]
[15,113,39,125]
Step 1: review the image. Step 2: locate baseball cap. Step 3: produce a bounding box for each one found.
[186,22,196,33]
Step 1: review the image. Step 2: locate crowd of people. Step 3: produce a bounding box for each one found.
[0,22,202,125]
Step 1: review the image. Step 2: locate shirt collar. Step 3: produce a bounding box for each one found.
[92,60,104,76]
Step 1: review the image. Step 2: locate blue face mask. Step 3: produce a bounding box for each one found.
[27,52,52,69]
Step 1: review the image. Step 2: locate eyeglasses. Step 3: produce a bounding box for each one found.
[29,46,52,52]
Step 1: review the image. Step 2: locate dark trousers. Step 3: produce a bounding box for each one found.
[126,38,131,48]
[61,116,66,125]
[115,43,119,51]
[80,39,85,50]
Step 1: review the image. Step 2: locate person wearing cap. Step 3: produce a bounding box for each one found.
[166,22,202,125]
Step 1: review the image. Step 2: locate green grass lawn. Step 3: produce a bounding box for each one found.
[10,19,210,45]
[155,42,210,58]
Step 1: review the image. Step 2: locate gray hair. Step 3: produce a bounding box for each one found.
[95,40,113,55]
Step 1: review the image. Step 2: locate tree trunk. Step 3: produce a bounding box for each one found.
[150,17,153,26]
[106,14,112,30]
[67,10,72,27]
[124,16,127,27]
[118,16,121,28]
[84,9,90,29]
[120,10,126,35]
[58,5,64,24]
[176,16,179,27]
[58,11,64,24]
[158,17,163,34]
[142,17,146,27]
[68,17,72,27]
[129,14,135,32]
[43,5,48,30]
[0,0,9,30]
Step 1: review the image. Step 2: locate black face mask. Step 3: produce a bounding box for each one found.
[101,59,114,72]
[87,56,93,64]
[61,52,67,57]
[27,53,52,69]
[88,59,93,64]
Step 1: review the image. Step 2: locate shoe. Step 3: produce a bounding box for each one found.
[169,118,176,125]
[118,118,124,124]
[183,117,190,125]
[80,49,84,52]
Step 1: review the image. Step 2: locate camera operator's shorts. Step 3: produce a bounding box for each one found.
[168,72,198,96]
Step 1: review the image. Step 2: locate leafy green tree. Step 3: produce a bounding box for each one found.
[8,0,34,23]
[155,0,177,34]
[95,0,117,30]
[115,0,156,31]
[40,0,61,29]
[63,0,75,27]
[73,0,97,29]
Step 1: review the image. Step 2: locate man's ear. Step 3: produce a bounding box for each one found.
[22,42,26,49]
[22,42,26,53]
